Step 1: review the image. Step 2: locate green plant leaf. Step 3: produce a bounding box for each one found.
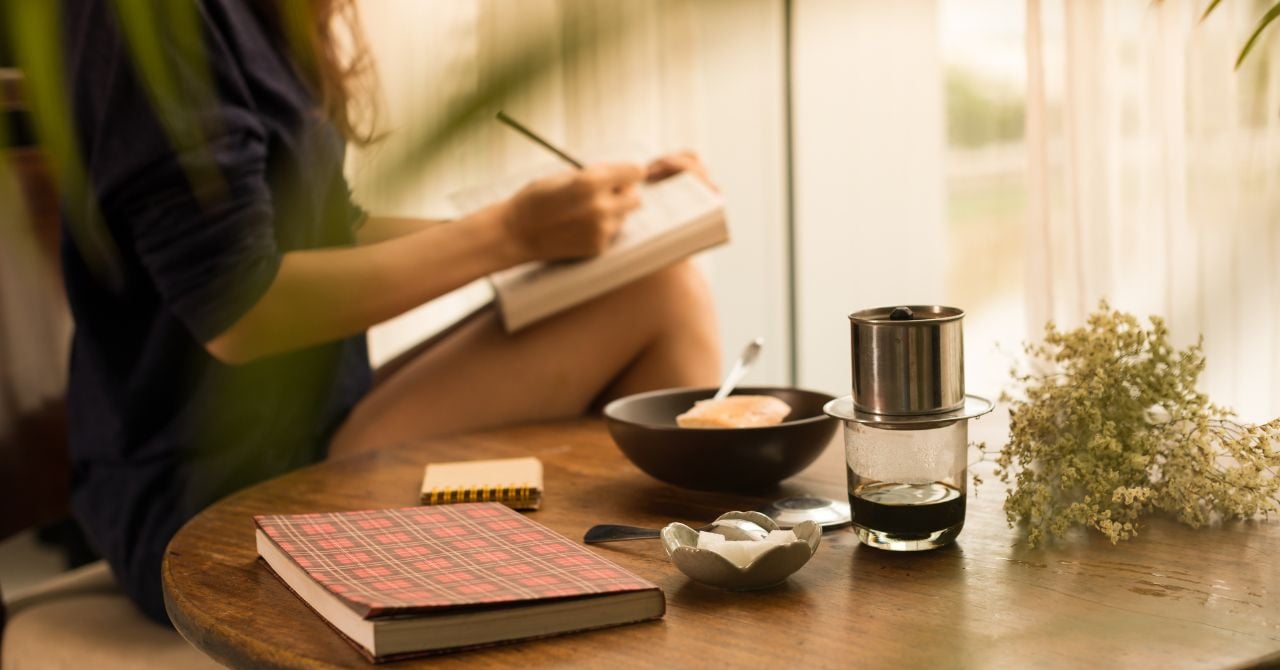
[1200,0,1224,22]
[0,80,8,152]
[374,4,618,199]
[1236,2,1280,69]
[4,1,122,286]
[110,0,226,201]
[274,0,319,82]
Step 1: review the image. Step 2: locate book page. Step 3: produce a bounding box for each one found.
[450,168,726,331]
[462,172,721,290]
[612,173,721,248]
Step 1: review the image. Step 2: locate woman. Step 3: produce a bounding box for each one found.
[59,0,720,622]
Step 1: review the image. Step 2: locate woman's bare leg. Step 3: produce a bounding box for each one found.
[328,261,720,456]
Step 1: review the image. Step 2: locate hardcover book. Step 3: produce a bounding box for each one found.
[254,503,664,661]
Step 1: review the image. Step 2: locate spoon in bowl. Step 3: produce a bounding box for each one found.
[713,337,765,400]
[583,517,769,544]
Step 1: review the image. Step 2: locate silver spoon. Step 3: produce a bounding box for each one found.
[583,517,769,544]
[713,337,765,400]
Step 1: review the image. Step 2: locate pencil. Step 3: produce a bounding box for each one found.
[495,110,586,169]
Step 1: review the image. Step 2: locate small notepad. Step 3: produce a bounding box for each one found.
[420,456,543,510]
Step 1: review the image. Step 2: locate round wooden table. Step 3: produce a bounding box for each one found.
[163,418,1280,669]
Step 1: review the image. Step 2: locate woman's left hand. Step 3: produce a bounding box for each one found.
[645,150,718,192]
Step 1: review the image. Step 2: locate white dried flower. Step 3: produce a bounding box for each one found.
[1143,404,1172,425]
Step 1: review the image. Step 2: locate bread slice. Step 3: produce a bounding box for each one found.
[676,395,792,428]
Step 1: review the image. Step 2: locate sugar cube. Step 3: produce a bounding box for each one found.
[738,540,773,564]
[704,539,775,568]
[707,540,750,567]
[764,530,797,544]
[697,531,726,548]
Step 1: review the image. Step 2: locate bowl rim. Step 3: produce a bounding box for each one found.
[602,385,839,432]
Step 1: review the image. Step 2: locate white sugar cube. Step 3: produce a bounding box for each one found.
[706,540,750,567]
[697,531,726,548]
[704,539,775,568]
[739,540,773,564]
[765,530,797,544]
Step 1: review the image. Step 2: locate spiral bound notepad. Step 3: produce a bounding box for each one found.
[420,457,543,510]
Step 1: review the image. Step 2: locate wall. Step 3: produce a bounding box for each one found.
[791,0,947,395]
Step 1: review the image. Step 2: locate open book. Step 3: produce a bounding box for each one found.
[452,170,728,333]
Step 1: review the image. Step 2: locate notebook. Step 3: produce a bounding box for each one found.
[420,456,543,510]
[451,169,728,332]
[254,503,664,661]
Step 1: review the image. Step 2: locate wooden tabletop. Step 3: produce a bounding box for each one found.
[163,417,1280,669]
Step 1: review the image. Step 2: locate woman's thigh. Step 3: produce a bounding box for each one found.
[329,261,719,456]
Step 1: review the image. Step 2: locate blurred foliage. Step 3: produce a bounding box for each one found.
[945,67,1025,149]
[111,0,226,202]
[3,1,122,287]
[1201,0,1280,68]
[0,26,12,66]
[0,1,609,285]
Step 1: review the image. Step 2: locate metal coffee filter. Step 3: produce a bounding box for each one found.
[829,305,992,428]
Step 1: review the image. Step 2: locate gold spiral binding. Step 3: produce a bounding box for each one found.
[424,482,537,507]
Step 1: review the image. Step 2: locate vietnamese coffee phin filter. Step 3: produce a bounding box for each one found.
[824,306,993,551]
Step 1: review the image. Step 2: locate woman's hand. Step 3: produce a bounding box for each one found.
[645,150,718,192]
[503,162,644,262]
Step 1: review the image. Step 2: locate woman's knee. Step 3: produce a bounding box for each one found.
[624,261,721,375]
[621,260,718,330]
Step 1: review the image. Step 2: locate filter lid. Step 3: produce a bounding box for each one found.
[824,394,994,429]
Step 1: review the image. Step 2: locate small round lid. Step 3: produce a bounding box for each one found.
[848,305,965,325]
[823,394,994,429]
[757,495,852,529]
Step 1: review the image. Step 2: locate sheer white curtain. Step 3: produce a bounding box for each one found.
[348,0,710,365]
[1025,0,1280,421]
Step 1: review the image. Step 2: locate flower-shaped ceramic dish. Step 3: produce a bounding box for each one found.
[660,511,821,590]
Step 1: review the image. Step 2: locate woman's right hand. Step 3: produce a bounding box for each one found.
[501,162,644,263]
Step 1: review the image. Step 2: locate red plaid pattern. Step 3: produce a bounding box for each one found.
[255,503,658,619]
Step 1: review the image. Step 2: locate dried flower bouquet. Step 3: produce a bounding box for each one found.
[988,303,1280,547]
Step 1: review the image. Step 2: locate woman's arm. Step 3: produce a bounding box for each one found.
[354,215,448,245]
[353,149,718,247]
[205,162,643,364]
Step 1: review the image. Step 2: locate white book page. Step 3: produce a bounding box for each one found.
[486,173,720,296]
[450,167,725,331]
[613,173,721,247]
[452,171,721,289]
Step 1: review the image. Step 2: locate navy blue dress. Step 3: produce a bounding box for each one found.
[60,0,372,622]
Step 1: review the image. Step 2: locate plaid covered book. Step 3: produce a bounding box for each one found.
[255,503,664,661]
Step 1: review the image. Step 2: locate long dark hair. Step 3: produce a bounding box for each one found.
[251,0,378,144]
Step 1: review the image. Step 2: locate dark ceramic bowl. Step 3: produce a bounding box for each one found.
[603,386,839,492]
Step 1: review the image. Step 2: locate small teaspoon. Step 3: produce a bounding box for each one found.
[583,518,769,544]
[712,337,765,400]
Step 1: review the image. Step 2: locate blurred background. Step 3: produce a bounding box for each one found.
[342,0,1279,422]
[2,0,1278,585]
